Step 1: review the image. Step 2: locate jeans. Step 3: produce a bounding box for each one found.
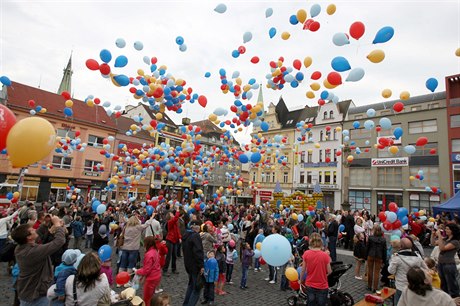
[328,236,337,262]
[20,296,49,306]
[241,265,249,287]
[164,240,177,272]
[269,265,277,282]
[254,257,260,269]
[120,250,139,270]
[85,234,93,248]
[183,273,202,306]
[439,263,460,297]
[72,236,82,250]
[203,282,215,302]
[226,263,234,282]
[306,286,328,306]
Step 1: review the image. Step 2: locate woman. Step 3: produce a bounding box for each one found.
[436,223,460,297]
[119,215,150,283]
[354,217,365,236]
[366,224,386,292]
[398,267,455,306]
[363,213,374,237]
[136,236,161,305]
[299,232,332,306]
[64,253,111,306]
[200,224,217,257]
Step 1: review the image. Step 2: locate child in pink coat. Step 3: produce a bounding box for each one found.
[135,236,161,305]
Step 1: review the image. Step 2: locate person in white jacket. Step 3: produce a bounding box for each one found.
[388,238,428,305]
[0,206,19,249]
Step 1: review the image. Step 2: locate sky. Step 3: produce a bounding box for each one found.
[1,0,459,145]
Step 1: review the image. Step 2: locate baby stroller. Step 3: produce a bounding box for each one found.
[287,262,354,306]
[293,237,310,267]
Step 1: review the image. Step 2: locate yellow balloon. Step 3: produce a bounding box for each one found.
[389,146,399,155]
[13,191,20,199]
[296,9,307,23]
[236,78,242,86]
[382,88,392,99]
[429,217,435,222]
[409,176,415,181]
[279,205,284,210]
[336,126,342,132]
[347,155,354,162]
[6,117,56,168]
[314,143,321,148]
[137,69,145,76]
[86,100,95,107]
[256,242,262,250]
[196,189,203,195]
[310,82,321,91]
[367,50,385,63]
[291,213,298,220]
[285,267,298,281]
[456,48,460,57]
[281,32,291,40]
[40,108,47,113]
[65,100,73,107]
[419,209,425,216]
[304,56,312,68]
[155,113,163,120]
[236,190,242,195]
[237,181,243,187]
[327,4,337,15]
[323,79,337,89]
[306,91,315,99]
[400,91,410,100]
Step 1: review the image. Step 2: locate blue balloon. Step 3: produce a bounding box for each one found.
[250,152,262,163]
[134,41,144,51]
[99,49,112,63]
[175,36,184,45]
[426,78,438,93]
[387,211,397,223]
[6,192,13,200]
[346,67,365,82]
[254,249,261,259]
[269,27,277,39]
[320,90,329,100]
[115,38,126,48]
[289,15,298,25]
[179,44,187,52]
[113,75,130,86]
[310,3,321,18]
[63,107,73,117]
[379,117,392,130]
[92,200,101,212]
[239,154,249,164]
[243,31,253,43]
[260,234,292,266]
[114,55,128,68]
[146,205,154,216]
[404,145,416,155]
[331,56,351,72]
[0,76,12,86]
[265,7,273,18]
[231,50,240,58]
[372,26,395,44]
[352,121,360,129]
[96,204,106,214]
[332,33,350,46]
[316,200,322,209]
[366,108,376,117]
[393,127,403,140]
[261,121,269,132]
[98,244,112,262]
[364,120,375,130]
[295,72,304,82]
[339,224,345,232]
[227,223,234,231]
[397,207,408,219]
[297,214,304,222]
[204,72,211,78]
[214,3,227,13]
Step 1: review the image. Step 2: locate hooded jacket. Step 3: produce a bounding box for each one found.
[182,229,204,275]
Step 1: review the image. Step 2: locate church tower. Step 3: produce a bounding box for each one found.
[57,54,73,95]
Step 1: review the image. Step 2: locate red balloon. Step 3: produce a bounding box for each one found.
[349,21,365,40]
[238,46,246,54]
[116,272,130,285]
[315,221,323,229]
[327,72,342,85]
[430,149,437,155]
[259,257,266,265]
[61,91,71,100]
[198,95,207,108]
[378,211,386,222]
[311,71,322,80]
[318,99,325,106]
[0,104,17,151]
[85,59,100,71]
[392,220,402,229]
[250,56,260,64]
[293,59,302,70]
[325,157,331,163]
[432,187,438,193]
[290,280,300,291]
[383,221,392,231]
[303,19,314,30]
[416,137,428,147]
[393,102,404,113]
[309,21,321,32]
[28,100,35,108]
[99,63,111,75]
[375,126,381,132]
[388,202,398,212]
[336,150,342,156]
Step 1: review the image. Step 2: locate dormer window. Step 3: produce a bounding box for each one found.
[320,130,324,141]
[329,111,334,119]
[323,111,328,119]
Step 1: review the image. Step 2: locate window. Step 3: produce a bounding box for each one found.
[252,171,256,182]
[307,151,313,162]
[57,128,76,139]
[272,172,276,183]
[306,172,313,184]
[283,172,288,183]
[300,172,305,183]
[320,131,324,141]
[453,139,460,152]
[329,111,334,119]
[332,171,337,184]
[262,172,269,183]
[333,129,337,141]
[84,160,101,172]
[324,171,331,184]
[319,150,323,162]
[319,171,323,183]
[333,149,337,162]
[323,111,328,119]
[88,135,105,147]
[429,103,439,109]
[350,128,371,140]
[308,131,313,140]
[410,193,440,212]
[325,149,331,161]
[52,156,72,169]
[349,191,371,211]
[325,130,331,140]
[411,106,422,111]
[349,168,371,186]
[154,172,162,181]
[126,164,133,175]
[354,115,363,119]
[408,120,437,134]
[158,136,166,144]
[409,142,437,156]
[378,145,402,158]
[300,151,306,163]
[378,124,401,137]
[409,166,439,187]
[451,115,460,128]
[377,167,402,186]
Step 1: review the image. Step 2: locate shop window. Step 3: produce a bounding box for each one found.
[377,167,402,187]
[84,160,102,172]
[408,119,437,134]
[377,193,403,212]
[52,156,72,170]
[409,193,439,212]
[409,166,439,187]
[349,190,371,211]
[349,168,371,186]
[88,135,105,147]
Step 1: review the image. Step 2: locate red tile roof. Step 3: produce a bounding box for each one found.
[5,81,117,130]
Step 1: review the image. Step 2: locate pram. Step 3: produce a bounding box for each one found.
[287,262,354,306]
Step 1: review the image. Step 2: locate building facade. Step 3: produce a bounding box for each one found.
[445,74,460,195]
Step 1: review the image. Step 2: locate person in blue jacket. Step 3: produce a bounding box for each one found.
[202,250,219,305]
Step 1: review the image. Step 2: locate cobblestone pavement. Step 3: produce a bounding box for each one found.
[0,244,432,306]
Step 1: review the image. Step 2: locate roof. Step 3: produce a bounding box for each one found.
[190,119,240,146]
[115,116,152,140]
[337,99,353,114]
[281,108,304,128]
[141,104,177,127]
[433,191,460,214]
[4,81,117,130]
[299,105,319,123]
[348,92,446,114]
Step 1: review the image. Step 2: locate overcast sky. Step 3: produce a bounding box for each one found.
[1,0,459,144]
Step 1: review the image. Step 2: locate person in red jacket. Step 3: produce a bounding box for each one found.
[136,236,161,305]
[163,210,181,275]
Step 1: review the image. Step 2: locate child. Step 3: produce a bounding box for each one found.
[150,293,171,306]
[353,232,366,280]
[215,245,227,295]
[202,250,219,305]
[155,234,168,294]
[100,258,113,286]
[49,249,81,305]
[425,257,441,289]
[135,236,161,306]
[240,242,254,290]
[253,229,265,272]
[225,240,238,284]
[85,220,94,249]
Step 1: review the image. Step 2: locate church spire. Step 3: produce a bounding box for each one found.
[57,53,73,95]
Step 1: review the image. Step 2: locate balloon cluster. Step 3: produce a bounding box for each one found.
[6,191,20,204]
[55,131,87,156]
[378,202,407,237]
[26,99,48,116]
[265,57,305,90]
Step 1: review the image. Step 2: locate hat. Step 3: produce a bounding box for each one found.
[73,253,86,269]
[62,249,82,265]
[190,220,202,226]
[120,288,144,306]
[98,225,107,236]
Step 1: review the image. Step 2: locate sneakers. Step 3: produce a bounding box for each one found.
[240,286,246,290]
[269,280,276,284]
[264,277,270,281]
[355,276,363,280]
[155,288,164,294]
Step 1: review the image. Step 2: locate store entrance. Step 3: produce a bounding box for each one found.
[377,192,403,212]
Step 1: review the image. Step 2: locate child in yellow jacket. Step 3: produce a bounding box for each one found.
[425,257,441,289]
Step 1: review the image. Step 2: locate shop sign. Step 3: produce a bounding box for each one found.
[137,188,148,193]
[83,171,101,177]
[258,191,272,197]
[260,197,272,202]
[452,154,460,163]
[371,157,408,167]
[49,178,68,183]
[454,181,460,194]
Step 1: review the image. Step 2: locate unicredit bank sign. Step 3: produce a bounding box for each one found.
[371,157,409,167]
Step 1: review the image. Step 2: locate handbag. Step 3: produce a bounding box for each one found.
[0,240,17,262]
[116,227,126,248]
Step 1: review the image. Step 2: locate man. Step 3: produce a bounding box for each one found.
[343,210,355,250]
[164,210,181,275]
[327,214,339,262]
[182,219,204,306]
[145,212,163,237]
[12,215,66,306]
[388,237,428,304]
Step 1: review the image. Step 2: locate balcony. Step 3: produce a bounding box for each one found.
[301,162,338,168]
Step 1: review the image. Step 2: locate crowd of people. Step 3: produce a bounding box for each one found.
[1,198,460,306]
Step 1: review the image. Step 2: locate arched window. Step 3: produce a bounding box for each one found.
[320,130,324,141]
[323,111,328,119]
[329,111,334,118]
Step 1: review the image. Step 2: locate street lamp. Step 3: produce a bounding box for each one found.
[341,144,352,211]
